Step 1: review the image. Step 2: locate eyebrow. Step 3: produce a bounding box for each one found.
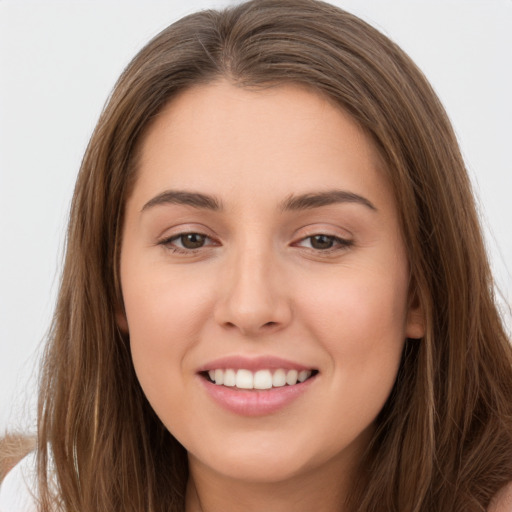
[280,190,377,212]
[141,188,377,213]
[141,190,223,212]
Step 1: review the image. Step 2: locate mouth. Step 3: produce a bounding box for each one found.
[201,368,319,390]
[198,358,319,415]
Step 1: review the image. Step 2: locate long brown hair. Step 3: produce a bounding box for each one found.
[0,433,36,484]
[37,1,512,510]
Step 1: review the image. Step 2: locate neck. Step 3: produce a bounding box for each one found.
[185,453,359,512]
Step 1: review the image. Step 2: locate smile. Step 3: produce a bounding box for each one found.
[206,368,316,389]
[197,356,319,415]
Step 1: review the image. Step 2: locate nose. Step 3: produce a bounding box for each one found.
[213,245,293,337]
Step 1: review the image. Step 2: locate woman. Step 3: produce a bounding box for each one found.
[1,0,511,510]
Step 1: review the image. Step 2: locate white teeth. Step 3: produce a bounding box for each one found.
[223,368,236,387]
[286,369,298,385]
[236,369,253,389]
[272,369,287,387]
[214,368,224,385]
[298,370,309,383]
[253,370,272,389]
[207,368,313,389]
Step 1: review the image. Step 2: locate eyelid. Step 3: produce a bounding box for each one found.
[291,222,353,240]
[155,221,216,240]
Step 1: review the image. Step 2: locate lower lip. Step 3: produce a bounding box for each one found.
[199,375,317,416]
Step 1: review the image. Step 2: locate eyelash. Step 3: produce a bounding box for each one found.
[158,232,353,255]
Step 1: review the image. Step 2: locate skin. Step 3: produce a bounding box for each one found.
[489,482,512,512]
[119,80,425,512]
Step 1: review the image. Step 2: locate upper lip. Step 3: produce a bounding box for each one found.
[197,355,316,373]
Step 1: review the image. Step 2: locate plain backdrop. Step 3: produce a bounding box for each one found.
[1,0,511,433]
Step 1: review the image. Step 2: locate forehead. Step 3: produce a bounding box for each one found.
[131,80,393,214]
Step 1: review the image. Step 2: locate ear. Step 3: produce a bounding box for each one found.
[405,290,425,340]
[115,306,129,335]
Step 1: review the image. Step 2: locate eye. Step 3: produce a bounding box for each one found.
[158,232,217,253]
[296,234,353,251]
[175,233,208,249]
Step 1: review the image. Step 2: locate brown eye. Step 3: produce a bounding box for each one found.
[309,235,336,249]
[295,234,353,253]
[159,231,219,254]
[179,233,207,249]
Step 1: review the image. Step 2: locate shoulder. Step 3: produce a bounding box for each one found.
[0,451,38,512]
[489,481,512,512]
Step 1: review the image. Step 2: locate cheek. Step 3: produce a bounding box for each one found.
[296,262,408,402]
[123,263,211,341]
[122,264,214,399]
[124,280,216,438]
[302,276,407,442]
[301,265,408,344]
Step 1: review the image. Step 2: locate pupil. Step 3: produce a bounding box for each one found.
[311,235,334,249]
[182,233,205,249]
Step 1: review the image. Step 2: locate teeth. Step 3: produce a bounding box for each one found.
[223,368,236,387]
[298,370,309,383]
[206,368,313,389]
[236,369,253,389]
[286,369,298,385]
[272,369,286,387]
[214,368,224,385]
[253,370,272,389]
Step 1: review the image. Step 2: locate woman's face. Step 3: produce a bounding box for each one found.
[119,81,424,486]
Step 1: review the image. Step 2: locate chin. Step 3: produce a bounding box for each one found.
[187,431,338,486]
[199,453,313,484]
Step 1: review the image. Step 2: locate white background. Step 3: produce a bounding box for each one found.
[1,0,511,433]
